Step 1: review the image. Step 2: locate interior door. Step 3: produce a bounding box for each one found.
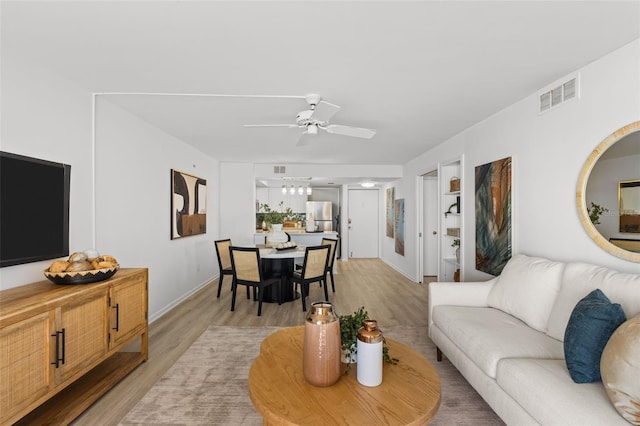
[424,176,439,276]
[347,189,379,258]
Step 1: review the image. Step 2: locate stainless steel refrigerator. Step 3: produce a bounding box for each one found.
[306,201,333,231]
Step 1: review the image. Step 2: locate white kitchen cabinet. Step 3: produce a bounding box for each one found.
[287,192,307,213]
[264,188,307,213]
[268,188,288,211]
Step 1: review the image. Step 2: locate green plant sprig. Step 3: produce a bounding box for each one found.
[587,202,609,225]
[339,306,398,369]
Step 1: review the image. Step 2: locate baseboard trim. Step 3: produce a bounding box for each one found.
[149,276,216,324]
[381,259,418,283]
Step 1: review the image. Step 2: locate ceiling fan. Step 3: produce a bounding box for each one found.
[244,93,376,145]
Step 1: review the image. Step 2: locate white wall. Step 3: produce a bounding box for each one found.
[219,162,256,246]
[95,98,219,321]
[1,59,223,321]
[0,57,95,290]
[397,39,640,280]
[380,177,417,280]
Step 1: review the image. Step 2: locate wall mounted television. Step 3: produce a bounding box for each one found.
[0,151,71,267]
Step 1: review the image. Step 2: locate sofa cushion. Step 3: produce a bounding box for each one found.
[432,305,564,378]
[601,315,640,425]
[564,289,626,383]
[496,358,628,425]
[487,254,564,332]
[546,262,640,341]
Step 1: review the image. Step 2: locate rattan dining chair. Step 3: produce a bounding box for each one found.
[229,246,281,316]
[214,239,234,298]
[291,244,331,311]
[321,237,339,293]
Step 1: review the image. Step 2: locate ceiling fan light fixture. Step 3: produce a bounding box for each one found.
[243,94,376,145]
[307,124,318,135]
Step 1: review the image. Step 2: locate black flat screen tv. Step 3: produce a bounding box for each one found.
[0,151,71,267]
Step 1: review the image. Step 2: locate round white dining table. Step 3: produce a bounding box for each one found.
[256,245,306,303]
[258,245,306,260]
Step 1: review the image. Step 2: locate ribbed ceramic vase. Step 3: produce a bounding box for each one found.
[303,302,341,387]
[266,224,288,246]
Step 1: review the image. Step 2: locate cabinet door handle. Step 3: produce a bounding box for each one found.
[51,328,66,367]
[112,303,120,332]
[51,332,59,367]
[60,328,65,365]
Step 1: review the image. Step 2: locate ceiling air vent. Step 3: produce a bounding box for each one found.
[539,74,579,114]
[273,166,286,174]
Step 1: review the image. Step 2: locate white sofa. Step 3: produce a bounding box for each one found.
[428,254,640,426]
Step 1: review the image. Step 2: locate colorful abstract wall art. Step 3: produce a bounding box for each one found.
[394,198,405,256]
[475,157,512,275]
[386,187,395,237]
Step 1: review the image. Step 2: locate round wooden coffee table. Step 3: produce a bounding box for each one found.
[248,326,441,425]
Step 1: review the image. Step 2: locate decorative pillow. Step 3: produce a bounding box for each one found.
[601,315,640,425]
[487,254,564,332]
[564,289,626,383]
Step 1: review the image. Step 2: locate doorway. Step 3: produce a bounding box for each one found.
[423,173,438,277]
[418,170,439,282]
[347,189,379,258]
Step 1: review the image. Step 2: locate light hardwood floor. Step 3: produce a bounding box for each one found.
[73,258,429,425]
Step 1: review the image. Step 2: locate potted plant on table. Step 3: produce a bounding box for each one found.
[260,202,300,227]
[260,202,286,227]
[339,306,398,367]
[339,307,369,364]
[260,202,300,246]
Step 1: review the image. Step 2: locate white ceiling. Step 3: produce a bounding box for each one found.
[3,1,639,186]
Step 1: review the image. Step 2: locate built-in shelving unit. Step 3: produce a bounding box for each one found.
[438,157,463,282]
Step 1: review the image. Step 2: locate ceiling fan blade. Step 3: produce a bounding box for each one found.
[244,124,299,128]
[311,101,341,123]
[324,124,376,139]
[296,131,314,146]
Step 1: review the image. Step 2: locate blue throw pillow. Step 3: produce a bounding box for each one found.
[564,289,626,383]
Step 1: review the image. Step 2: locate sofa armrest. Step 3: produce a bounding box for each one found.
[428,278,497,337]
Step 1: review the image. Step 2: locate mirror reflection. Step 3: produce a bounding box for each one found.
[578,122,640,260]
[619,180,640,233]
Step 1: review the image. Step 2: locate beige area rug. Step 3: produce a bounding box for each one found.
[120,326,504,425]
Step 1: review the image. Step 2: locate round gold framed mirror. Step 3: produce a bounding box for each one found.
[576,121,640,262]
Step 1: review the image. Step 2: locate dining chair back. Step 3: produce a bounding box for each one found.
[321,237,339,292]
[229,246,280,316]
[214,239,234,298]
[292,244,331,311]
